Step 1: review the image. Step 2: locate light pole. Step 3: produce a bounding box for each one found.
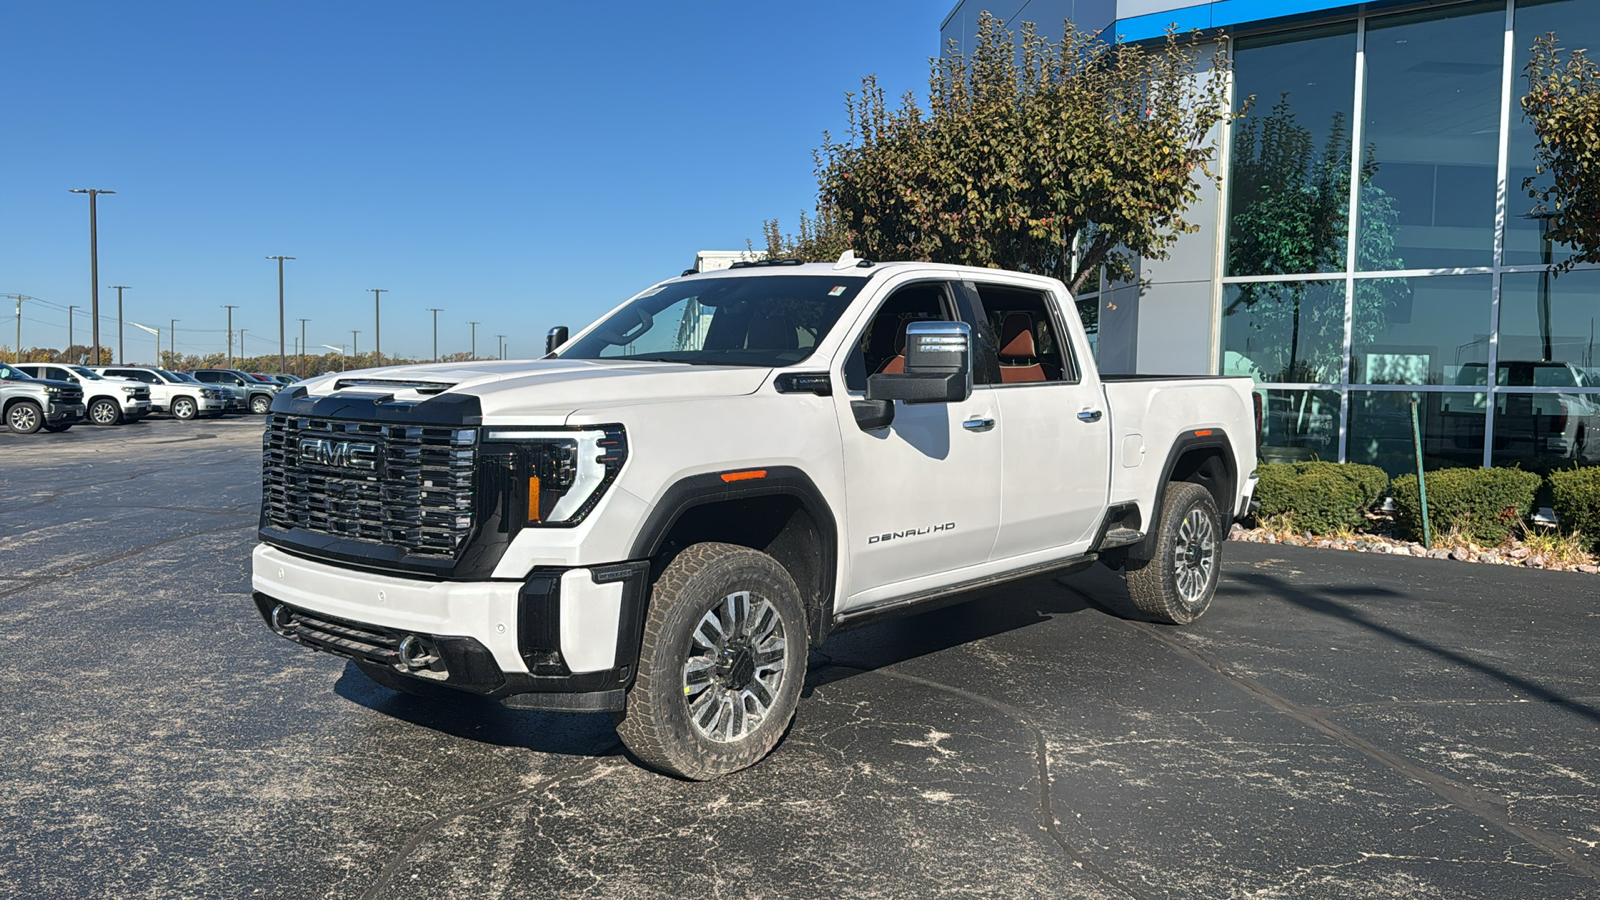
[266,256,294,375]
[130,322,159,366]
[12,295,22,363]
[468,321,479,359]
[239,328,247,361]
[221,305,239,367]
[297,318,310,377]
[108,285,129,363]
[169,318,179,367]
[426,308,443,362]
[320,344,345,372]
[67,305,78,355]
[496,334,505,360]
[351,330,360,360]
[369,289,387,365]
[69,188,115,365]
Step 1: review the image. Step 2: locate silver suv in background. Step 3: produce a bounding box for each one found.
[94,367,228,420]
[14,364,152,426]
[190,369,280,414]
[0,362,85,434]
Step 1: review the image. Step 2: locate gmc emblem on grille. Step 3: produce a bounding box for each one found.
[298,438,379,471]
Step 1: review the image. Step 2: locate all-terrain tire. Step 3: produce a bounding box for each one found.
[1124,481,1223,625]
[172,396,198,420]
[615,542,809,780]
[7,400,44,434]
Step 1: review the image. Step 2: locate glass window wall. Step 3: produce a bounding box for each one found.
[1347,390,1488,476]
[1360,2,1505,271]
[1506,0,1600,267]
[1225,25,1357,277]
[1350,275,1494,385]
[1223,281,1345,383]
[1256,388,1342,463]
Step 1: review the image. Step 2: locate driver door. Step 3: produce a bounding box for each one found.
[830,279,1003,611]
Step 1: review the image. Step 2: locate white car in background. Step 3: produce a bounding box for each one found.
[93,366,229,420]
[14,363,152,426]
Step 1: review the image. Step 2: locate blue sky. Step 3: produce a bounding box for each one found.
[1,1,950,363]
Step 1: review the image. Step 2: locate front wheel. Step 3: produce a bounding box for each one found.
[89,398,122,426]
[171,397,198,420]
[1124,482,1223,625]
[250,394,272,415]
[7,401,44,434]
[615,543,809,780]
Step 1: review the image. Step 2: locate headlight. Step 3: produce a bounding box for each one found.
[482,426,627,526]
[44,386,62,394]
[122,386,138,395]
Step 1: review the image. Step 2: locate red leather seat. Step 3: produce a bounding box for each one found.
[877,318,915,374]
[998,313,1046,383]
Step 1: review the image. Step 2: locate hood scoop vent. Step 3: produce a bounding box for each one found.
[333,377,453,395]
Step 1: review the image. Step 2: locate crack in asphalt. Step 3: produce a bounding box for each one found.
[1096,610,1600,882]
[356,742,622,900]
[816,656,1155,900]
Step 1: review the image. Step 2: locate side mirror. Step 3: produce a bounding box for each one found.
[545,326,569,355]
[865,320,973,405]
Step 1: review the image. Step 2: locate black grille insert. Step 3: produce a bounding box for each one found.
[263,414,478,558]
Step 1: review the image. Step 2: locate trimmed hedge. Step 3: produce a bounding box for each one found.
[1392,467,1541,546]
[1549,466,1600,549]
[1254,461,1389,534]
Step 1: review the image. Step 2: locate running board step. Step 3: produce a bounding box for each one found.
[1099,528,1145,549]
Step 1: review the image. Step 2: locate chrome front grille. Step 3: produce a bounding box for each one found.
[262,414,478,557]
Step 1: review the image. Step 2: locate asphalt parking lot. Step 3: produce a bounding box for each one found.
[2,417,1599,898]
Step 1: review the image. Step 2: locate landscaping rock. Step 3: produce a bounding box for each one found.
[1528,556,1546,569]
[1450,547,1472,562]
[1228,524,1246,542]
[1429,549,1452,560]
[1509,547,1532,560]
[1580,565,1599,575]
[1410,546,1428,557]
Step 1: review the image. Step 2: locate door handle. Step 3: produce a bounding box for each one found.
[1077,409,1103,423]
[962,417,996,432]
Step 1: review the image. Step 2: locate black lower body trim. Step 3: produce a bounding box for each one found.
[831,553,1098,634]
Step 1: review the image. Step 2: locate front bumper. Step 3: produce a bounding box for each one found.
[47,402,85,424]
[125,399,153,418]
[251,544,647,711]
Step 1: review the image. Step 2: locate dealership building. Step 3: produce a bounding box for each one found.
[941,0,1600,476]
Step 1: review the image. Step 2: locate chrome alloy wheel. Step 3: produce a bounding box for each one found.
[1172,508,1216,604]
[8,404,40,432]
[682,590,787,743]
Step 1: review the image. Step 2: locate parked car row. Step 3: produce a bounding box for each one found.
[0,364,297,434]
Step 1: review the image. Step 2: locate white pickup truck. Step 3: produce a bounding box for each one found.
[253,256,1257,779]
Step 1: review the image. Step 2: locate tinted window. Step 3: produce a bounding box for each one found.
[842,282,957,392]
[562,275,866,368]
[970,283,1077,384]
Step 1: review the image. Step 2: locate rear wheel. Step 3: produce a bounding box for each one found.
[89,398,122,425]
[616,542,809,780]
[171,397,198,420]
[6,401,43,434]
[1124,482,1223,625]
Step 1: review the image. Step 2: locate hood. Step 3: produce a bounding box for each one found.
[11,377,79,392]
[292,358,773,418]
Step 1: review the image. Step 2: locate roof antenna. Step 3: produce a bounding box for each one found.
[832,250,859,270]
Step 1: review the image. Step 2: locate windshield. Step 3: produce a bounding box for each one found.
[0,363,34,380]
[163,370,200,383]
[68,366,105,380]
[559,274,868,367]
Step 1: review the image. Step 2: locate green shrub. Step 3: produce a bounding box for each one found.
[1392,467,1541,546]
[1253,461,1389,534]
[1549,466,1600,549]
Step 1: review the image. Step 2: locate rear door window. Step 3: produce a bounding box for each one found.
[962,283,1079,385]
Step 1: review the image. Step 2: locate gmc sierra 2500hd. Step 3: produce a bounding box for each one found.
[253,255,1257,779]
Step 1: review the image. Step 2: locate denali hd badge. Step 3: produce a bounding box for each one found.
[298,438,380,471]
[868,522,955,544]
